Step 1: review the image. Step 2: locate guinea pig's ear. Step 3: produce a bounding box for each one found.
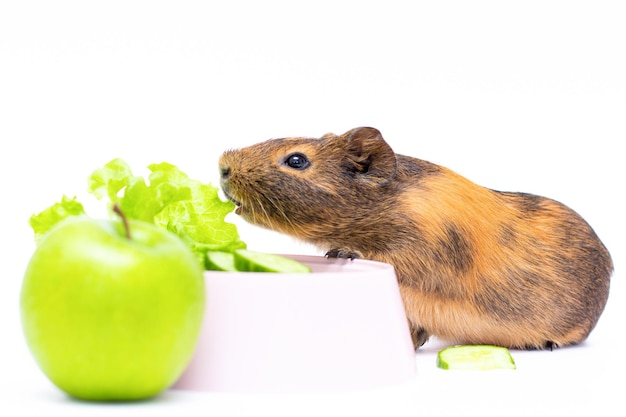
[340,127,397,185]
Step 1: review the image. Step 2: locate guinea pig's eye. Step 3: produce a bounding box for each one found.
[284,153,310,170]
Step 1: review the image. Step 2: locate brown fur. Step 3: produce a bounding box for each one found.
[218,127,613,350]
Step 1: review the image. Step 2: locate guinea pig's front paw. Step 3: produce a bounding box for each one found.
[325,248,360,260]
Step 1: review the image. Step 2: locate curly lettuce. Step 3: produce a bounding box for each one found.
[29,195,86,240]
[29,158,245,269]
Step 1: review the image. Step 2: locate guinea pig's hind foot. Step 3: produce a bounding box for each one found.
[520,340,559,350]
[410,326,430,350]
[325,248,361,260]
[544,341,558,351]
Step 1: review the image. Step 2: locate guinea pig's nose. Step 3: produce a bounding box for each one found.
[219,165,231,180]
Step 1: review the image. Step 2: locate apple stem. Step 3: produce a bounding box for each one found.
[112,203,132,239]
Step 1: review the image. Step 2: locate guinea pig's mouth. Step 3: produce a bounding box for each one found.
[223,192,243,215]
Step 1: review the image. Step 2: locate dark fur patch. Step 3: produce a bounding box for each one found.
[432,223,474,276]
[473,267,544,320]
[396,155,442,178]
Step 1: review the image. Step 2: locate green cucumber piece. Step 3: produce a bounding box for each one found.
[436,345,516,370]
[234,249,312,273]
[205,251,238,271]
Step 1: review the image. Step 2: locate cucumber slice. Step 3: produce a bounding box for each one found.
[205,251,238,271]
[234,249,312,273]
[436,345,516,370]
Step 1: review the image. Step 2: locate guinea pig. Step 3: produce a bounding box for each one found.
[218,126,613,350]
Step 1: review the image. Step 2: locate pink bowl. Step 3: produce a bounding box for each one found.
[172,255,416,393]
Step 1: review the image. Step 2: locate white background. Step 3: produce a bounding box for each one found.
[1,1,624,416]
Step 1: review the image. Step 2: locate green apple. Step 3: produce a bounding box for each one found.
[20,213,205,401]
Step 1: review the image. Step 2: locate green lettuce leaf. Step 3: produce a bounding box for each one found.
[31,158,245,269]
[87,159,246,267]
[88,158,137,202]
[29,195,86,241]
[87,158,182,222]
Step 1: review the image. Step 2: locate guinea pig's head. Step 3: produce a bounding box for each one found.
[218,127,398,239]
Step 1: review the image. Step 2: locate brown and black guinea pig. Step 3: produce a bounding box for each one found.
[218,126,613,350]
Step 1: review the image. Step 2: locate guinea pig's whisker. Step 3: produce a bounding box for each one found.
[264,193,299,232]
